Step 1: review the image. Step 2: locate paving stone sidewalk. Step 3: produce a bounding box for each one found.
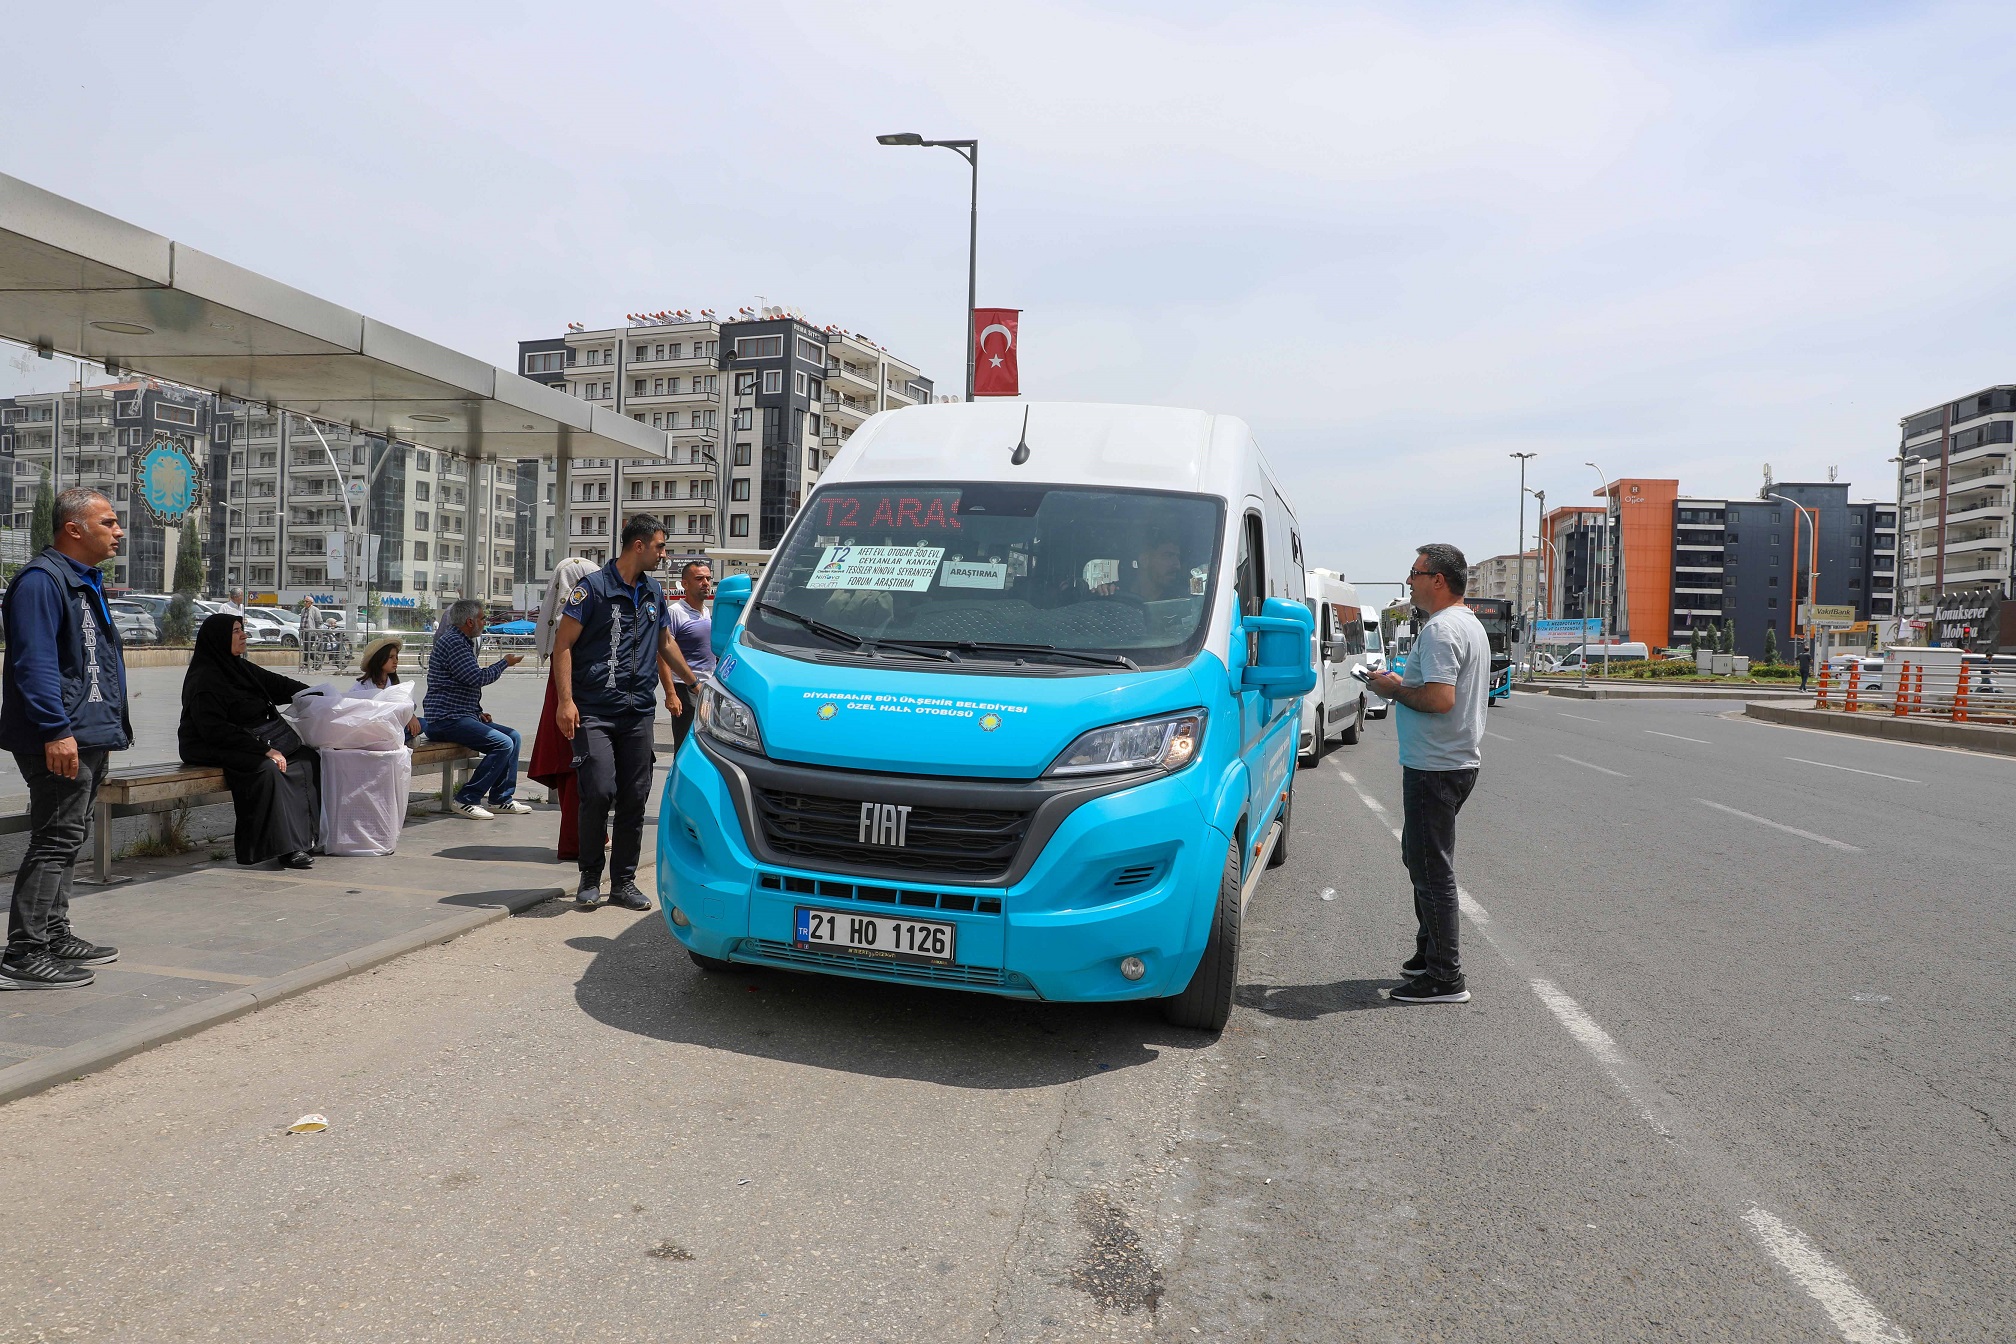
[0,792,661,1103]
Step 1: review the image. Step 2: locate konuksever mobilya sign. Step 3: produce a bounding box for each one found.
[132,432,205,527]
[1933,582,2003,653]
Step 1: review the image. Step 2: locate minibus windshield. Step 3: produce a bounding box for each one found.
[749,482,1225,670]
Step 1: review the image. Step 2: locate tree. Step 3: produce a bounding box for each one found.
[29,475,53,554]
[1719,622,1735,654]
[162,593,196,645]
[172,518,206,595]
[1762,624,1780,665]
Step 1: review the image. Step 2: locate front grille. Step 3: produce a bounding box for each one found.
[737,939,1035,994]
[752,787,1032,880]
[758,872,1002,915]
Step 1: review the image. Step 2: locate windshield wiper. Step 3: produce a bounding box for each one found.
[906,639,1140,671]
[757,602,865,649]
[757,602,957,662]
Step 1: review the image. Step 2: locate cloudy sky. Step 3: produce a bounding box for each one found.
[8,0,2013,592]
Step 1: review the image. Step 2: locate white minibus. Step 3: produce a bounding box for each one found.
[1300,568,1370,763]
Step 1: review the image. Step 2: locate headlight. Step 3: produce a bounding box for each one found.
[1045,711,1204,778]
[698,681,763,754]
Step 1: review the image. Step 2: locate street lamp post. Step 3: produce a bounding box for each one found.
[877,133,979,400]
[1767,491,1820,665]
[1510,453,1535,673]
[1527,486,1546,678]
[1585,462,1612,679]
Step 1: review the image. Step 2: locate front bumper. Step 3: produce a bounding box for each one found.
[656,745,1225,1002]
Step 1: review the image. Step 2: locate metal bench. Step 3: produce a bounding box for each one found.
[86,741,482,883]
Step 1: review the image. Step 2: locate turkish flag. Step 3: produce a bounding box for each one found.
[972,308,1020,397]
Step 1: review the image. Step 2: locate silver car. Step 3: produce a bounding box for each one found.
[107,599,159,645]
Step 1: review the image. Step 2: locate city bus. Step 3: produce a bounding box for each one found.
[1466,598,1516,704]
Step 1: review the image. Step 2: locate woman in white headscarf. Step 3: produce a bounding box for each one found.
[528,557,600,860]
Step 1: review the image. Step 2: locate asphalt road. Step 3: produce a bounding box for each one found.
[0,694,2008,1341]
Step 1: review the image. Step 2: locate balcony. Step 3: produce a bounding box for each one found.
[822,393,873,422]
[826,361,878,393]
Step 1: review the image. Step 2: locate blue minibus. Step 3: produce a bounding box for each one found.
[656,401,1314,1031]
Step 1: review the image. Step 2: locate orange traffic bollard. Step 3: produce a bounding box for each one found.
[1844,661,1861,713]
[1952,661,1972,723]
[1814,663,1833,708]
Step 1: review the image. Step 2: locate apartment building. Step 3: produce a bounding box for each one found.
[1,379,518,613]
[1663,485,1894,658]
[1538,482,1894,660]
[1464,551,1536,606]
[1897,386,2015,632]
[0,380,217,592]
[516,308,933,584]
[1538,506,1607,624]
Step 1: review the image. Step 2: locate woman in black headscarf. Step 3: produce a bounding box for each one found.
[179,613,320,869]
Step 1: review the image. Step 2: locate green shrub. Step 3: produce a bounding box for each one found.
[1750,663,1798,679]
[161,593,196,644]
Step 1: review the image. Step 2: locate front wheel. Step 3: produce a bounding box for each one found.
[1340,696,1363,745]
[1160,838,1243,1032]
[687,949,734,973]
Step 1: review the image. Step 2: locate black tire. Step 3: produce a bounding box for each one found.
[281,634,299,648]
[1340,696,1363,745]
[1298,706,1324,768]
[1266,787,1291,869]
[1160,837,1243,1032]
[688,949,734,973]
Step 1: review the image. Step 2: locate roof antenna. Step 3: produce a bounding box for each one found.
[1010,406,1031,466]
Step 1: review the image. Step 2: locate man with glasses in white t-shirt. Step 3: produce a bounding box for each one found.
[1365,542,1491,1004]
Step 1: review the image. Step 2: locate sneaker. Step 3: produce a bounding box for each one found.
[448,800,495,820]
[47,934,118,965]
[608,879,651,912]
[1388,976,1471,1004]
[576,876,605,909]
[1400,953,1428,979]
[0,951,95,990]
[492,800,533,815]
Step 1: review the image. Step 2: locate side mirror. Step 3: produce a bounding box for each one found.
[1240,597,1317,697]
[710,573,752,660]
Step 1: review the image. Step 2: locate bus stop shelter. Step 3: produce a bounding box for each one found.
[0,169,662,479]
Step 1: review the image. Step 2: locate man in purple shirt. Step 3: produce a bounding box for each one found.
[665,560,714,748]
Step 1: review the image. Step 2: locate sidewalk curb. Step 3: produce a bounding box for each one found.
[0,885,564,1107]
[1743,701,2016,756]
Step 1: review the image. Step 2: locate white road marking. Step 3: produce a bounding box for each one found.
[1555,754,1630,777]
[1740,1207,1915,1344]
[1558,712,1603,722]
[1785,757,1924,785]
[1696,799,1862,851]
[1484,730,1514,742]
[1646,730,1710,744]
[1327,759,1908,1342]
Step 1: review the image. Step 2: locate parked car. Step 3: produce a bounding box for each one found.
[118,592,177,624]
[107,599,159,645]
[241,608,299,647]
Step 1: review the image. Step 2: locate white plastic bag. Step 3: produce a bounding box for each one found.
[292,682,415,751]
[320,746,412,856]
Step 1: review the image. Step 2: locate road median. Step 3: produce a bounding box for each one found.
[1744,700,2016,756]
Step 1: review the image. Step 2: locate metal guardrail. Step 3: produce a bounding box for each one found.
[1813,662,2016,726]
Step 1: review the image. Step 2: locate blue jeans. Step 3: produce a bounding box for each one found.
[428,716,520,806]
